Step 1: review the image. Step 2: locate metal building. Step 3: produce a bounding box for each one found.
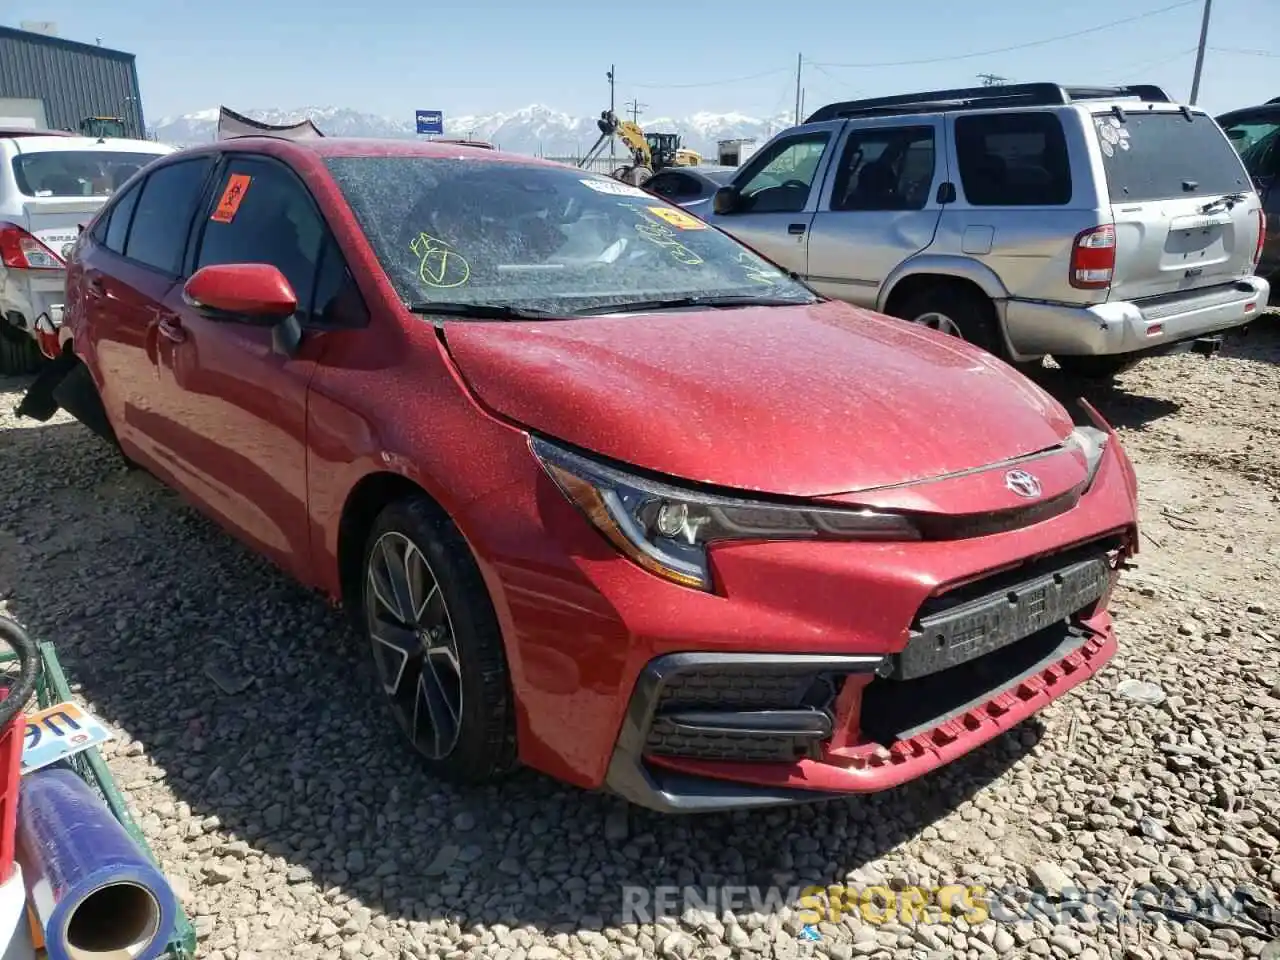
[0,26,144,138]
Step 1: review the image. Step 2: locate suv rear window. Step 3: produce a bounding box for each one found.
[1094,111,1250,203]
[955,112,1072,206]
[11,150,161,198]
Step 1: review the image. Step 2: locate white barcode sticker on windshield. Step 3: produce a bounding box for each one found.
[580,178,649,197]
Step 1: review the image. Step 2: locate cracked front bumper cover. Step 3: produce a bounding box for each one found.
[605,622,1116,813]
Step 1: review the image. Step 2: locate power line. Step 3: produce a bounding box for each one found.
[1211,46,1280,58]
[631,67,791,90]
[1108,47,1199,82]
[811,0,1199,69]
[623,99,647,123]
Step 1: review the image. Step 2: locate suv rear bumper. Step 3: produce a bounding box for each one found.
[1003,276,1269,358]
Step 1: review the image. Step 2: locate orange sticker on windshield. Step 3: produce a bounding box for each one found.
[645,206,706,230]
[211,174,252,223]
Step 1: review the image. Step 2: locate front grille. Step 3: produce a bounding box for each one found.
[914,487,1081,540]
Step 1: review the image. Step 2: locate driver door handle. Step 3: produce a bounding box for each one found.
[788,223,807,235]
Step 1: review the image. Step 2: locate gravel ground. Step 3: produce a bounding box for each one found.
[1,320,1278,960]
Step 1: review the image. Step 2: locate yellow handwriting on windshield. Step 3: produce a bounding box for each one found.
[410,232,471,288]
[632,211,704,266]
[737,251,778,285]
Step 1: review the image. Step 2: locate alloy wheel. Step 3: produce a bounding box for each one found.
[913,311,964,338]
[365,531,463,759]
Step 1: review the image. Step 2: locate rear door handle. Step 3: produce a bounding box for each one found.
[788,223,807,235]
[156,316,186,343]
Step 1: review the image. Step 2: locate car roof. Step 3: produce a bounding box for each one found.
[7,135,174,155]
[1217,103,1280,124]
[178,136,564,169]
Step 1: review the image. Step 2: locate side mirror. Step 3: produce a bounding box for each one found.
[712,185,740,216]
[183,263,298,325]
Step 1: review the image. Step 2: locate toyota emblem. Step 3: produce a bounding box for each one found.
[1004,469,1042,499]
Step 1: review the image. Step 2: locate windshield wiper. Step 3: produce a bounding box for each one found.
[405,301,562,321]
[1199,192,1249,213]
[572,294,816,317]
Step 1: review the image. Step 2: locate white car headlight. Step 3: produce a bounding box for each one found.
[531,436,920,592]
[1068,425,1109,488]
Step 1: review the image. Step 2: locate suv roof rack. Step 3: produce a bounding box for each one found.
[805,83,1171,124]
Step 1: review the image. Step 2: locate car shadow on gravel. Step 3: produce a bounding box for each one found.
[1031,316,1280,430]
[1,413,1043,940]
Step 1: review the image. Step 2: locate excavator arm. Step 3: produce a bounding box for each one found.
[615,121,652,167]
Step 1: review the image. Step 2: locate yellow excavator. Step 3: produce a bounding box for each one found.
[578,110,702,185]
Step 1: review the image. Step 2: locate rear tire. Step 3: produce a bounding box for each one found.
[0,335,45,376]
[1054,355,1138,381]
[892,284,1009,360]
[359,494,517,784]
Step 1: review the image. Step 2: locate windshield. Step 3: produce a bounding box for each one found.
[11,150,163,198]
[1220,117,1280,177]
[324,156,815,315]
[1093,111,1250,203]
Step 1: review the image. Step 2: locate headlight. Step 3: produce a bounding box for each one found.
[531,436,920,592]
[1068,425,1109,488]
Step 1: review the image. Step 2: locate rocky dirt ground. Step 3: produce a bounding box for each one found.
[0,320,1278,960]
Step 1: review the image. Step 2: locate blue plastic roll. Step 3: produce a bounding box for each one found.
[15,766,176,960]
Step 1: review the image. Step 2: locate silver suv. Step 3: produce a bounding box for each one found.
[703,83,1270,378]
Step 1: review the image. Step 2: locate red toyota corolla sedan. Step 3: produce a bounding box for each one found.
[19,138,1139,812]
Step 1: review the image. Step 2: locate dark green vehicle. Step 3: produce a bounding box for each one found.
[1219,98,1279,299]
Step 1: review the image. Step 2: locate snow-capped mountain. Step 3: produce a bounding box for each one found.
[148,104,795,158]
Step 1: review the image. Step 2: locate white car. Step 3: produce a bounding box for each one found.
[0,133,174,373]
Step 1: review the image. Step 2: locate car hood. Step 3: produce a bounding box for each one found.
[441,300,1074,497]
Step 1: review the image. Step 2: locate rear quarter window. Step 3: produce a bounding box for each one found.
[954,112,1072,207]
[1095,111,1250,202]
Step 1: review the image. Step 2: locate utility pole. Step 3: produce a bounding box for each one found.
[624,99,647,124]
[977,73,1009,87]
[1189,0,1212,105]
[794,53,803,125]
[607,65,616,159]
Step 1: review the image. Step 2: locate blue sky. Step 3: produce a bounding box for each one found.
[7,0,1275,122]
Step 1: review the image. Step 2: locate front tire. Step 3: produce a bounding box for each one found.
[360,495,517,783]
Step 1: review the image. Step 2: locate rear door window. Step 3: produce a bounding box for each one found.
[123,157,215,274]
[101,181,141,254]
[1095,111,1250,202]
[955,113,1071,206]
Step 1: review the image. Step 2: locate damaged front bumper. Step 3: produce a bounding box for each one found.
[604,538,1128,813]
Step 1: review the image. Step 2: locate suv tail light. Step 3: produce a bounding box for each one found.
[1070,224,1116,290]
[0,223,64,270]
[1254,208,1266,271]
